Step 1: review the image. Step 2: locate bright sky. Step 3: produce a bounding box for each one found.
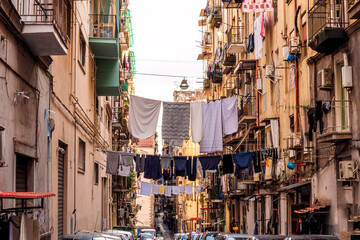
[130,0,207,102]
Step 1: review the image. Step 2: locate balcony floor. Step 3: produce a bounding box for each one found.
[309,27,348,54]
[317,131,352,143]
[89,37,118,59]
[228,43,246,54]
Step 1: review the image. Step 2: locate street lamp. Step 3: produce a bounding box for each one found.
[179,78,189,90]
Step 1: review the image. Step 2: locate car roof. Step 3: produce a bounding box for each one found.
[105,230,132,235]
[63,231,122,240]
[249,235,287,240]
[223,234,250,238]
[287,235,338,240]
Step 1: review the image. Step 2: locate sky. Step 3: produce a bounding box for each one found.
[130,0,207,102]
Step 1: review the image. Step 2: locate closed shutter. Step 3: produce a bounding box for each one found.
[58,145,65,239]
[16,157,27,192]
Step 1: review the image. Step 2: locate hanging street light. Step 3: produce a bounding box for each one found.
[179,78,189,90]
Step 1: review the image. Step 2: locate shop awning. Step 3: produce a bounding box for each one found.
[0,192,55,199]
[213,219,225,225]
[277,181,310,192]
[294,205,329,214]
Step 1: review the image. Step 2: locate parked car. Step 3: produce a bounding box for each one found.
[104,230,134,240]
[248,235,287,240]
[196,234,203,240]
[62,230,122,240]
[139,229,157,240]
[191,233,200,240]
[286,235,339,240]
[139,233,154,240]
[174,233,182,240]
[215,234,249,240]
[201,232,220,240]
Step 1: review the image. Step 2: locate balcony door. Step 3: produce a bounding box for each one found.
[335,62,350,131]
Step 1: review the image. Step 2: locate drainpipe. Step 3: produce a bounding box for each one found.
[294,0,299,184]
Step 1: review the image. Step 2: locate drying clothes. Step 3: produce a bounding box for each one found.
[222,154,234,175]
[152,184,159,195]
[165,186,172,197]
[118,165,131,177]
[172,186,179,195]
[140,182,152,196]
[120,152,135,166]
[185,186,193,195]
[264,158,273,180]
[260,12,269,39]
[196,185,203,194]
[233,152,254,175]
[200,100,223,153]
[136,154,146,173]
[187,156,197,181]
[242,0,274,12]
[315,100,324,134]
[323,101,331,114]
[106,151,120,175]
[144,155,162,180]
[221,97,238,135]
[199,155,221,178]
[307,107,315,141]
[9,216,21,240]
[160,156,172,170]
[254,16,263,60]
[162,102,190,144]
[158,186,165,195]
[128,95,161,139]
[163,169,172,181]
[179,186,185,193]
[167,139,184,147]
[174,156,187,177]
[197,158,204,179]
[248,33,254,53]
[190,102,204,143]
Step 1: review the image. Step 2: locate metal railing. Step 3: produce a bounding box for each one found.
[321,99,351,134]
[308,0,347,42]
[203,32,213,46]
[239,96,256,118]
[228,26,245,44]
[90,14,117,39]
[348,0,359,9]
[15,0,69,39]
[211,6,222,19]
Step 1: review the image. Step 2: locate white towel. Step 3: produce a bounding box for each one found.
[140,182,152,196]
[172,186,179,195]
[254,16,263,60]
[128,95,161,139]
[221,97,238,135]
[185,186,193,195]
[190,102,203,143]
[200,100,223,153]
[179,186,185,193]
[165,186,172,197]
[152,184,159,195]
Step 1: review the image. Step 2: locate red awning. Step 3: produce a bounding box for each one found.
[294,205,328,214]
[0,192,55,199]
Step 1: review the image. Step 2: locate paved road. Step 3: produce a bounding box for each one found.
[156,212,174,240]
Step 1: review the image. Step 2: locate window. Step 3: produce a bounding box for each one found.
[96,97,99,115]
[79,30,86,67]
[289,114,295,133]
[0,126,4,161]
[78,138,86,172]
[94,162,99,185]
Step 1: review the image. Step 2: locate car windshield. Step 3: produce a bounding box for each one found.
[142,231,154,237]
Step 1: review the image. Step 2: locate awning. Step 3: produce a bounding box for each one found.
[277,181,311,192]
[213,219,225,225]
[0,192,55,199]
[294,205,329,214]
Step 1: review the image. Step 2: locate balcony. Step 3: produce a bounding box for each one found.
[16,0,68,56]
[203,79,211,90]
[96,59,121,96]
[227,26,246,53]
[223,44,236,66]
[210,6,222,28]
[317,100,352,143]
[203,32,213,52]
[120,32,129,50]
[348,0,360,19]
[238,96,256,125]
[222,0,242,9]
[211,64,223,83]
[308,0,348,54]
[89,14,118,59]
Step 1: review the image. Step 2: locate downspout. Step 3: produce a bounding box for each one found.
[72,1,77,233]
[294,2,300,184]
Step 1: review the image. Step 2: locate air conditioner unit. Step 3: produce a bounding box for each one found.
[318,68,333,90]
[289,37,300,54]
[339,161,357,180]
[256,78,263,92]
[265,65,275,80]
[342,66,353,88]
[282,45,290,61]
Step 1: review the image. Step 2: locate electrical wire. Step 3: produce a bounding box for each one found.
[134,72,203,79]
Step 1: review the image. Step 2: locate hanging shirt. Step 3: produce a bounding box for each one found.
[144,155,162,180]
[160,156,172,170]
[222,154,234,175]
[136,154,146,173]
[199,155,221,178]
[128,95,161,139]
[221,97,238,135]
[190,102,204,143]
[254,16,263,60]
[233,152,254,175]
[106,151,120,175]
[187,156,197,181]
[200,100,223,153]
[174,156,187,177]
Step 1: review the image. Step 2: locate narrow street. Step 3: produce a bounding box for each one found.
[155,213,174,240]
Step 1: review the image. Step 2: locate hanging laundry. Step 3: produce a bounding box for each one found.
[140,182,152,196]
[254,151,262,173]
[260,12,269,39]
[118,165,131,177]
[128,54,131,72]
[106,151,120,175]
[152,184,159,195]
[197,157,204,179]
[315,100,324,134]
[248,33,254,53]
[199,155,221,178]
[187,156,197,181]
[144,155,162,180]
[165,186,172,197]
[307,107,315,141]
[172,186,179,195]
[136,154,146,173]
[264,158,273,180]
[122,55,126,69]
[185,186,193,195]
[242,0,274,12]
[160,156,172,170]
[222,154,234,174]
[120,152,135,166]
[254,16,263,60]
[158,186,165,195]
[190,102,203,143]
[174,156,187,177]
[163,169,172,181]
[128,95,161,139]
[233,152,254,175]
[179,186,185,193]
[323,101,331,114]
[162,102,190,145]
[221,96,238,135]
[200,100,223,153]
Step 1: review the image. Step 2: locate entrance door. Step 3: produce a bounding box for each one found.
[58,142,66,239]
[102,177,108,230]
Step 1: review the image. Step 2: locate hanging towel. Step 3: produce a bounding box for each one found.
[254,16,263,60]
[158,186,165,195]
[140,182,152,196]
[187,156,197,181]
[199,155,221,178]
[190,102,204,143]
[200,100,223,153]
[144,155,162,180]
[172,186,179,195]
[165,186,172,197]
[117,165,131,177]
[128,95,161,139]
[185,186,193,195]
[120,152,135,166]
[222,154,234,174]
[233,152,254,175]
[221,97,238,135]
[106,151,120,175]
[179,186,185,193]
[162,102,190,144]
[136,154,146,173]
[152,184,159,195]
[174,156,187,177]
[160,156,172,170]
